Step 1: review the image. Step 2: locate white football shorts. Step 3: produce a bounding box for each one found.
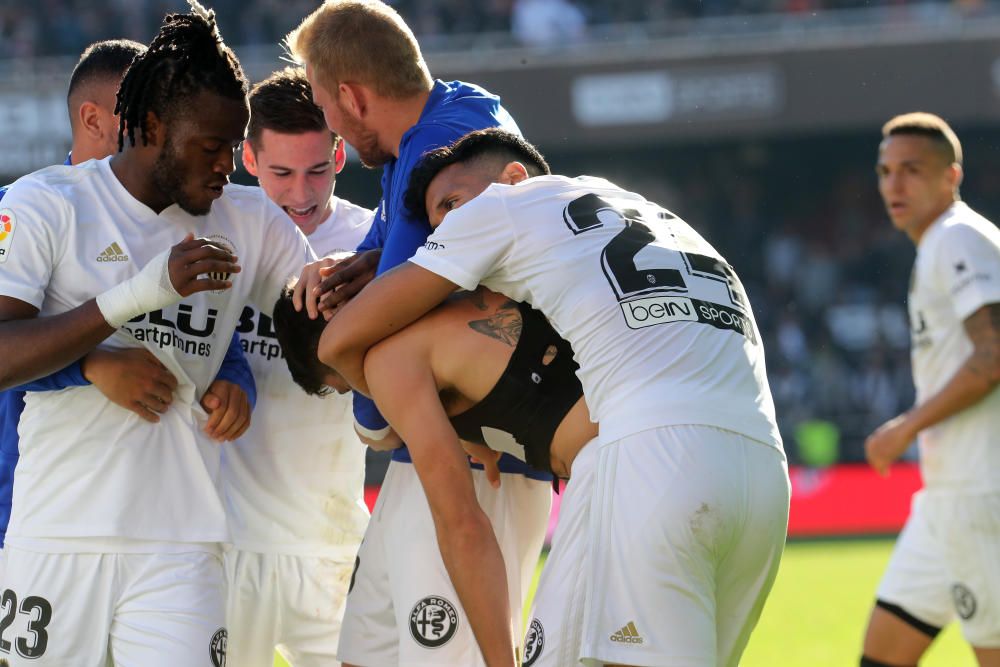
[225,550,356,667]
[877,490,1000,647]
[525,425,789,667]
[1,547,226,667]
[338,460,551,666]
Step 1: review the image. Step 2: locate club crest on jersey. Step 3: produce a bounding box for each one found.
[0,209,17,264]
[206,234,237,292]
[209,627,227,667]
[523,618,545,666]
[952,583,977,620]
[409,596,459,648]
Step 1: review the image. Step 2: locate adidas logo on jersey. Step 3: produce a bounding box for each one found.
[610,621,643,644]
[97,242,129,263]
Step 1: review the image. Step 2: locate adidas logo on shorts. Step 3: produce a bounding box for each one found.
[97,242,129,263]
[610,621,643,644]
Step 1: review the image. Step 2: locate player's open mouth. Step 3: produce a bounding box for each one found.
[207,184,226,197]
[284,205,317,220]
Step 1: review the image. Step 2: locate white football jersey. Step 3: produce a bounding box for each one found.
[0,158,315,547]
[411,175,782,449]
[223,197,373,557]
[908,202,1000,492]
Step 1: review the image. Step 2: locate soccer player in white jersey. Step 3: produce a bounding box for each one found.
[860,113,1000,667]
[0,6,314,666]
[221,66,372,667]
[319,128,791,667]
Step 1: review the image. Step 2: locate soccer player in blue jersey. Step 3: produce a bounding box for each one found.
[0,39,255,567]
[287,3,549,666]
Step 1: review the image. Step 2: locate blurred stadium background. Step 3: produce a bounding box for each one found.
[4,0,997,663]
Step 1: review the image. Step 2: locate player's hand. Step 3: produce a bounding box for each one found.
[314,249,382,320]
[293,256,344,320]
[462,440,503,489]
[168,233,241,297]
[82,347,178,423]
[864,413,917,476]
[201,379,251,442]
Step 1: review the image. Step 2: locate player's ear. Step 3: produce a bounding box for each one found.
[77,101,103,141]
[143,110,165,148]
[334,138,347,174]
[499,161,530,186]
[338,82,366,119]
[949,162,963,192]
[242,140,259,176]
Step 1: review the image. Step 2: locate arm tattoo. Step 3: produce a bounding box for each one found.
[963,302,1000,385]
[468,299,522,347]
[467,288,488,311]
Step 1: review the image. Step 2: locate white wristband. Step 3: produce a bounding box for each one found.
[96,248,182,328]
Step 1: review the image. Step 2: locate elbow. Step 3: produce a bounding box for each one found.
[318,325,356,375]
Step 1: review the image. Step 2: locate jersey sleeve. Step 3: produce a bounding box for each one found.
[353,393,391,438]
[248,198,318,313]
[377,214,433,275]
[0,177,66,308]
[934,222,1000,320]
[377,124,488,274]
[213,331,257,410]
[14,362,88,392]
[356,201,385,253]
[409,187,514,290]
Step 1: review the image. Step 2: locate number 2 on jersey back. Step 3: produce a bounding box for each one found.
[563,193,756,342]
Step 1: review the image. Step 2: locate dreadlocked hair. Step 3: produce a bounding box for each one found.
[116,0,248,151]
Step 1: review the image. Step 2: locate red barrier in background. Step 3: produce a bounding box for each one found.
[788,463,922,537]
[362,462,924,541]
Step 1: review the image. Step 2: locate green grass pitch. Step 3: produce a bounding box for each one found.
[274,538,972,666]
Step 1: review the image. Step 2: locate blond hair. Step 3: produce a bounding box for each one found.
[882,112,963,166]
[287,0,432,100]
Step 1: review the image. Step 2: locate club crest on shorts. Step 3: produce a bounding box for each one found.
[523,618,545,666]
[952,583,977,620]
[209,627,227,667]
[409,596,459,648]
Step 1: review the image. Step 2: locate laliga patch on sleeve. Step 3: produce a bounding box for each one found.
[0,209,17,264]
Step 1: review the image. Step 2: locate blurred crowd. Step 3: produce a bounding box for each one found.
[0,0,990,59]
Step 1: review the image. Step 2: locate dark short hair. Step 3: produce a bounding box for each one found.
[404,128,550,221]
[67,39,146,107]
[247,66,336,149]
[116,1,249,150]
[882,112,962,166]
[272,284,334,396]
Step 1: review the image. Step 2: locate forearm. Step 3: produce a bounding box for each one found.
[216,332,256,410]
[414,441,515,666]
[15,360,87,392]
[0,300,114,391]
[433,507,516,667]
[366,344,515,666]
[905,362,998,436]
[320,262,459,396]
